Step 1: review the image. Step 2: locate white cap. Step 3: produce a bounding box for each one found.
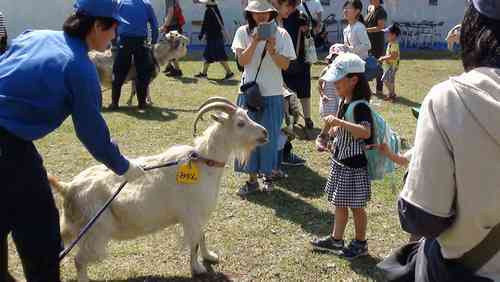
[321,53,366,82]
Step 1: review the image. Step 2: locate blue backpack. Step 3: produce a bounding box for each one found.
[364,55,381,82]
[345,100,401,181]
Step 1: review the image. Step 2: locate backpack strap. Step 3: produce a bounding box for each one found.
[455,222,500,273]
[344,100,370,123]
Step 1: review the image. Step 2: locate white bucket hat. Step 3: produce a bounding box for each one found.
[321,53,366,82]
[245,0,277,13]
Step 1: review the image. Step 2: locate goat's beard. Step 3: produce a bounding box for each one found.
[233,141,259,165]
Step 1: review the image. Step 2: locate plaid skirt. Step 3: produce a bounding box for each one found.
[325,160,371,208]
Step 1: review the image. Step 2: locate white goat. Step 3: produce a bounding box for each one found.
[49,97,268,282]
[89,31,189,105]
[446,24,461,52]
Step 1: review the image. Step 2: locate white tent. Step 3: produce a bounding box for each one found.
[1,0,466,47]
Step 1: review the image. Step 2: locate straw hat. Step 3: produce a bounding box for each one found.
[245,0,277,13]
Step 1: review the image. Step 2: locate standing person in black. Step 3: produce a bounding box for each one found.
[194,0,234,80]
[0,11,7,55]
[365,0,387,96]
[110,0,159,110]
[283,6,315,140]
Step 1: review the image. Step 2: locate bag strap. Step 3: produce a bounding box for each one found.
[209,6,224,29]
[208,6,229,41]
[302,2,314,28]
[253,48,267,82]
[344,100,369,122]
[456,223,500,273]
[296,29,302,56]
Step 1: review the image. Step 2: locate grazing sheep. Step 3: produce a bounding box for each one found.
[89,30,189,105]
[49,97,268,282]
[446,24,461,52]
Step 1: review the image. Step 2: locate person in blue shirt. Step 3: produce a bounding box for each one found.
[0,0,146,281]
[110,0,159,110]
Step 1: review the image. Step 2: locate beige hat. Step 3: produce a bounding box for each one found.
[245,0,277,13]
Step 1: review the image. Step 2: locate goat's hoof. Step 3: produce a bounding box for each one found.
[202,251,219,264]
[191,261,208,276]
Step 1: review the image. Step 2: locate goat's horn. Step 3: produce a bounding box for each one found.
[193,102,237,136]
[197,97,238,111]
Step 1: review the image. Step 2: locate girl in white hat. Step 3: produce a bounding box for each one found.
[233,0,297,195]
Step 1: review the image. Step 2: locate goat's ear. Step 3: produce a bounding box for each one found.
[210,112,229,124]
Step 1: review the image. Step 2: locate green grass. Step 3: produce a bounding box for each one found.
[7,51,463,281]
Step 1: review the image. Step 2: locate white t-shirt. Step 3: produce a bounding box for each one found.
[343,21,371,59]
[232,25,296,97]
[298,0,324,17]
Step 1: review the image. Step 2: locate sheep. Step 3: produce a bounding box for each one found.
[48,97,268,282]
[89,30,189,105]
[446,24,461,52]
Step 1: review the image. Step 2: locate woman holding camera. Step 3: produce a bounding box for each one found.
[232,0,296,195]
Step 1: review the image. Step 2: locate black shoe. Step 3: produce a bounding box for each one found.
[166,69,183,77]
[310,236,344,254]
[282,153,306,167]
[194,72,207,78]
[138,103,151,110]
[107,103,119,111]
[342,240,368,260]
[305,118,314,129]
[223,72,234,80]
[163,64,175,74]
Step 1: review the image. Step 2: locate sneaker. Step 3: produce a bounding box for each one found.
[282,153,306,167]
[342,240,368,260]
[237,181,259,196]
[262,178,274,193]
[310,236,344,254]
[194,72,207,78]
[223,72,234,80]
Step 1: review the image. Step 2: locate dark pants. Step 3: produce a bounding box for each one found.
[0,127,62,282]
[283,140,293,159]
[112,36,154,107]
[371,44,385,93]
[0,36,7,55]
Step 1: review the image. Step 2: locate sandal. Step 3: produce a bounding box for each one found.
[237,181,259,197]
[262,178,274,193]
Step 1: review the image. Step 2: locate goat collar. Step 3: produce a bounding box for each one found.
[188,151,226,168]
